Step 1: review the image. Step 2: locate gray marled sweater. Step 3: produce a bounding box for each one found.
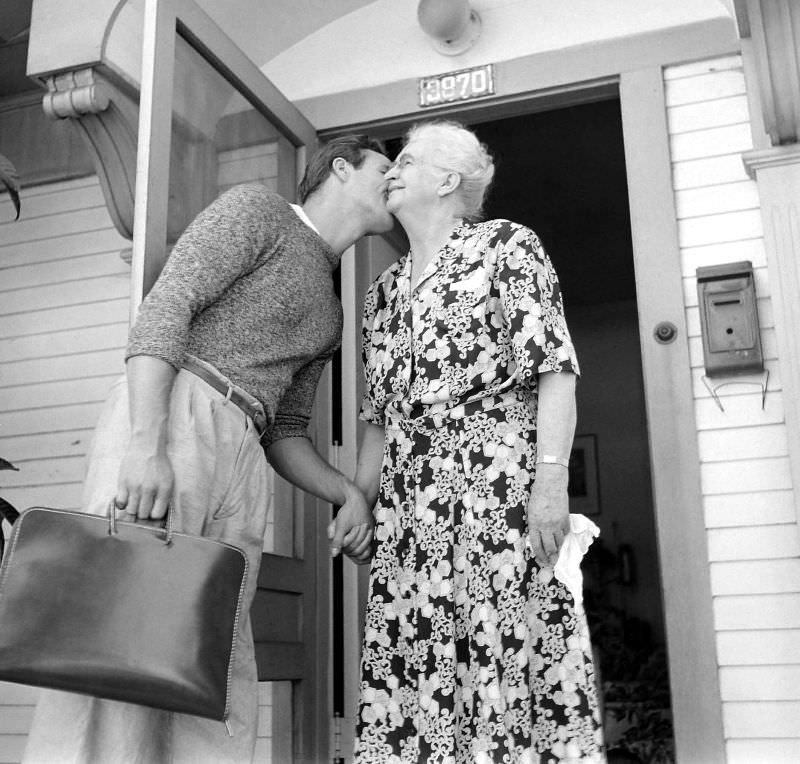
[126,184,342,446]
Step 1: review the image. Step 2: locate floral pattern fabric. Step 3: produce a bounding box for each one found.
[355,220,603,763]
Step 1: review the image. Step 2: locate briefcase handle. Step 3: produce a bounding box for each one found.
[107,500,175,546]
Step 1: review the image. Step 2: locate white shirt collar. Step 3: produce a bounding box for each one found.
[290,204,320,235]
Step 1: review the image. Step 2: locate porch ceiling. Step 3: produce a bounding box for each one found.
[0,0,376,97]
[195,0,376,67]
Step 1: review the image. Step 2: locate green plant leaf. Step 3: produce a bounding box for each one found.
[0,458,19,471]
[0,152,21,220]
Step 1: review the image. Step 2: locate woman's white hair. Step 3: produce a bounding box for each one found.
[406,120,495,221]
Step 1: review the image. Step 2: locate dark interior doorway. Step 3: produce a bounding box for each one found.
[385,98,675,762]
[478,100,673,764]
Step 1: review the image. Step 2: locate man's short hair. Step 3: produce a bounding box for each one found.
[297,134,386,203]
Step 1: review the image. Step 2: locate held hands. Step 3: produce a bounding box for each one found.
[114,436,174,521]
[527,463,570,568]
[328,481,374,565]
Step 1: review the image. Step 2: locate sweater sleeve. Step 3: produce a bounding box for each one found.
[126,184,281,368]
[261,355,330,447]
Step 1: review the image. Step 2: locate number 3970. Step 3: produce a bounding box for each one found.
[418,64,495,108]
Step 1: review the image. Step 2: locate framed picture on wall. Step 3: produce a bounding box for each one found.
[568,434,600,515]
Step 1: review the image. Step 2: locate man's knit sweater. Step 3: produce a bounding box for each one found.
[126,184,343,446]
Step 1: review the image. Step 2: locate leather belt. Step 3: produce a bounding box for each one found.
[181,357,269,436]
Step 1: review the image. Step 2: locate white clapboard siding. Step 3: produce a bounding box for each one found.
[721,666,800,701]
[0,683,37,764]
[698,424,788,462]
[680,237,768,274]
[714,594,800,631]
[704,489,796,528]
[711,559,800,596]
[727,739,800,764]
[217,142,279,195]
[723,701,800,738]
[0,176,131,763]
[665,54,800,754]
[717,629,800,665]
[668,94,751,134]
[707,525,800,563]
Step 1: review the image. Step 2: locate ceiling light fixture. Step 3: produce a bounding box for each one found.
[417,0,482,56]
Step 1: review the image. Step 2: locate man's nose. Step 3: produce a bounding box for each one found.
[384,165,397,180]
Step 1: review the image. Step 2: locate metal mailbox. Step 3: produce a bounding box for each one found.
[696,261,762,376]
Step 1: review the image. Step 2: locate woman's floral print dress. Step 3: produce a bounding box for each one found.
[354,219,603,764]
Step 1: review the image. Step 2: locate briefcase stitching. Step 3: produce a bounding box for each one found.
[225,551,248,721]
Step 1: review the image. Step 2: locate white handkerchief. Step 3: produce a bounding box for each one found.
[553,514,600,605]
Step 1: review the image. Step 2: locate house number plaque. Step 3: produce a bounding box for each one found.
[418,64,495,108]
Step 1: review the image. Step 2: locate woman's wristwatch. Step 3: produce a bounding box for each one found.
[534,454,570,468]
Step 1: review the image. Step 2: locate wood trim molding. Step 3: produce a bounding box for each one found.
[619,67,726,763]
[743,143,800,172]
[41,66,138,240]
[742,146,800,521]
[736,0,800,145]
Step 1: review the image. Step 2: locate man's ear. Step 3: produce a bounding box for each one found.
[331,156,350,181]
[438,171,461,198]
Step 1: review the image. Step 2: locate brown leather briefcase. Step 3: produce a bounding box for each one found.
[0,505,248,723]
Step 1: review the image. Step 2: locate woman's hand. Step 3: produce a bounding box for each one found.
[328,481,375,564]
[527,463,570,568]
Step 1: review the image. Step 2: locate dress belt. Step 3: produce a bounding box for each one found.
[181,356,269,436]
[386,390,529,433]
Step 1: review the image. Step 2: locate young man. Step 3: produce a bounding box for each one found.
[23,135,392,764]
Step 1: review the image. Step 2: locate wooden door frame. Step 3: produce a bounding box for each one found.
[327,71,726,761]
[619,67,725,763]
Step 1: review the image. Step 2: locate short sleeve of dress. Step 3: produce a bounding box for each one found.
[495,225,579,382]
[358,279,387,427]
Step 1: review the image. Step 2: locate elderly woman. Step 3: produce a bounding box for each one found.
[351,121,603,762]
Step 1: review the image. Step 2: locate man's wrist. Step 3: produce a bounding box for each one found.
[129,425,168,450]
[337,474,361,506]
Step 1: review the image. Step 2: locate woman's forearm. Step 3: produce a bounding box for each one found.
[534,370,577,460]
[354,422,386,507]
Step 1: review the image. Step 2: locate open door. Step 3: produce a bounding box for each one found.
[130,1,329,760]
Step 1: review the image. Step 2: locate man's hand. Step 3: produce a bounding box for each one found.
[116,356,177,520]
[328,482,374,565]
[527,463,570,568]
[115,437,174,521]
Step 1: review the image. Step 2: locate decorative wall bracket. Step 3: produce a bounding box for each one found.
[41,67,138,240]
[735,0,800,145]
